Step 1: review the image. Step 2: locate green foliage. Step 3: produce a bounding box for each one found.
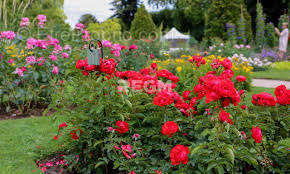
[78,14,98,28]
[87,18,122,41]
[264,22,278,48]
[278,14,289,30]
[255,2,266,50]
[205,0,252,43]
[111,0,139,31]
[272,61,290,70]
[130,5,156,39]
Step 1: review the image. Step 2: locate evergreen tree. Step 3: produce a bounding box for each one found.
[130,4,156,39]
[111,0,139,31]
[255,2,265,49]
[78,14,98,28]
[204,0,252,43]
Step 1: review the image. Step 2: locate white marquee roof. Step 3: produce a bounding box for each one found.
[162,27,190,40]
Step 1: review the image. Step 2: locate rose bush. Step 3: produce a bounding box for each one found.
[49,49,289,173]
[0,16,73,113]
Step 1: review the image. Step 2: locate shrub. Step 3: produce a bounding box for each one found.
[130,5,156,39]
[0,16,72,113]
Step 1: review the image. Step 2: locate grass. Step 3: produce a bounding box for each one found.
[0,115,67,174]
[252,69,290,81]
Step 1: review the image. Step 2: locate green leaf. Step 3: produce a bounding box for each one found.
[224,146,234,165]
[206,162,217,172]
[190,144,206,155]
[216,166,224,174]
[95,161,105,168]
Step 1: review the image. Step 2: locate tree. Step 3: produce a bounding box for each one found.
[204,0,252,43]
[255,2,265,49]
[78,14,98,28]
[130,4,156,39]
[87,18,122,41]
[111,0,139,31]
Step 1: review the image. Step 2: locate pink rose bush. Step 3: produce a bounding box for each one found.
[0,16,72,113]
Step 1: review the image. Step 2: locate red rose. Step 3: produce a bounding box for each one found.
[70,129,82,140]
[182,90,191,101]
[170,145,190,165]
[99,58,117,74]
[221,58,232,70]
[85,65,97,71]
[238,90,245,96]
[151,63,157,69]
[219,109,233,125]
[76,59,87,69]
[189,97,198,107]
[82,71,89,76]
[129,44,138,51]
[275,85,290,106]
[115,121,129,134]
[153,91,174,107]
[150,54,154,59]
[236,75,247,82]
[251,126,262,143]
[161,121,179,137]
[252,92,276,106]
[241,105,247,110]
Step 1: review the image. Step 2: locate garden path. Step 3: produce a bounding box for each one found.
[252,79,290,88]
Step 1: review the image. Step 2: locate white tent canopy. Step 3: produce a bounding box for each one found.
[162,27,190,40]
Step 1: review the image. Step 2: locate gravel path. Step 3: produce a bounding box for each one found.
[252,79,290,88]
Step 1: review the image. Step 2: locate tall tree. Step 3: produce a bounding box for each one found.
[130,4,156,39]
[205,0,252,42]
[111,0,139,31]
[78,14,98,28]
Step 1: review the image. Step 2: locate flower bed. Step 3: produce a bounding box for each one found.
[48,47,289,173]
[0,16,72,113]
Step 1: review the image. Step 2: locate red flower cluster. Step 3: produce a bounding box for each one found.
[115,121,130,134]
[161,121,179,137]
[252,92,276,106]
[194,74,241,106]
[189,55,206,67]
[236,75,247,82]
[219,109,233,125]
[76,58,117,75]
[156,69,180,83]
[70,129,82,140]
[274,85,290,106]
[170,145,190,165]
[251,126,262,143]
[153,91,174,107]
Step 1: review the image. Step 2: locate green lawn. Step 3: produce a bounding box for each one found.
[252,69,290,81]
[0,115,66,174]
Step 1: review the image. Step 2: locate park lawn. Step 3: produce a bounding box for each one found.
[0,115,67,174]
[252,69,290,81]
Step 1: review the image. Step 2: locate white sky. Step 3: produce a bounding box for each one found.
[64,0,162,27]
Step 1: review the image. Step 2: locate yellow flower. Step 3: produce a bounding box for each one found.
[176,66,182,72]
[28,65,32,68]
[11,63,16,67]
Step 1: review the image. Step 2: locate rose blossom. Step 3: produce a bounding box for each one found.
[170,145,190,165]
[161,121,179,137]
[251,126,262,143]
[20,17,30,27]
[52,64,59,75]
[115,121,129,134]
[236,75,247,82]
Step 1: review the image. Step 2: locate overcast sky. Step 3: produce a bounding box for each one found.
[63,0,162,27]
